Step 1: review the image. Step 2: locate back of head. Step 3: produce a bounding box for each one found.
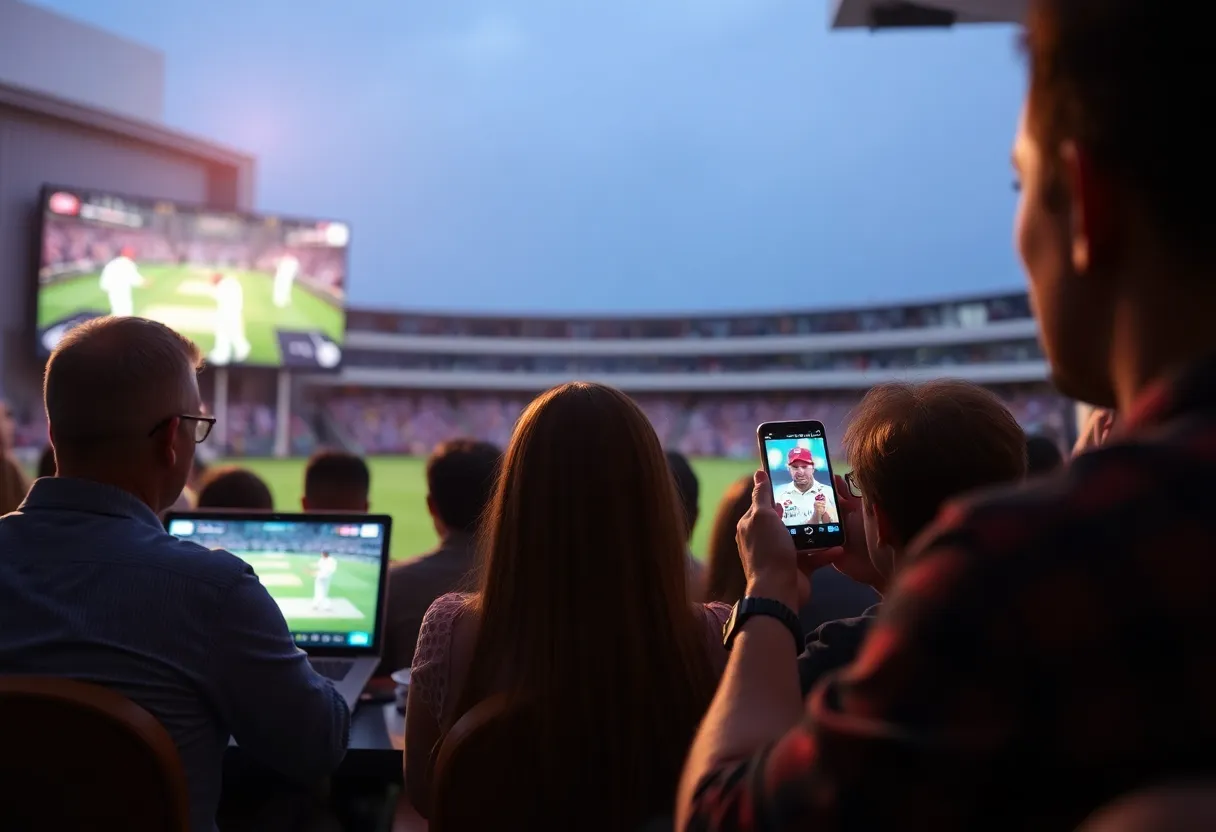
[303,449,370,512]
[665,450,699,542]
[1026,435,1065,476]
[195,466,273,511]
[703,475,754,604]
[44,317,203,509]
[425,439,502,534]
[459,383,716,825]
[1024,0,1213,256]
[845,381,1027,546]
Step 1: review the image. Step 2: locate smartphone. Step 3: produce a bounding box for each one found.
[757,420,846,551]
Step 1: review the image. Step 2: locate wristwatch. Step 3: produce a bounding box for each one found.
[723,597,803,652]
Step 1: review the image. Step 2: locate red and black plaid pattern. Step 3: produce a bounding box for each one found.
[686,357,1216,831]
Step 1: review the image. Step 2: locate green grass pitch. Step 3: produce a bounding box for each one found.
[38,265,345,367]
[235,550,381,634]
[225,456,764,562]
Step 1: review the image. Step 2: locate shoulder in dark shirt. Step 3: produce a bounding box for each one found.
[797,604,881,696]
[377,533,477,675]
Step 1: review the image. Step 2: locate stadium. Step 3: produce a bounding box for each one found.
[0,0,1060,563]
[9,289,1069,559]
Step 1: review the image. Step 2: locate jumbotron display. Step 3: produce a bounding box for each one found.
[35,186,348,369]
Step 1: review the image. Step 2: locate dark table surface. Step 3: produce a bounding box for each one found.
[226,699,404,782]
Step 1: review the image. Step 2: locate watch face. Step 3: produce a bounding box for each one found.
[723,601,741,644]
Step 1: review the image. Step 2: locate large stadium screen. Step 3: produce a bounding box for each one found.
[35,186,349,369]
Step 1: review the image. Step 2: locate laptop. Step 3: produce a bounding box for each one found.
[165,511,393,710]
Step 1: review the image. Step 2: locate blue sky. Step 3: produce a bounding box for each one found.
[35,0,1027,314]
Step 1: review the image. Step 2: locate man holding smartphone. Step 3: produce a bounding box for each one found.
[677,0,1216,828]
[773,447,838,525]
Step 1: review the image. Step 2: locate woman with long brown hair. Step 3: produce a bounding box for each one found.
[405,382,728,827]
[0,399,30,515]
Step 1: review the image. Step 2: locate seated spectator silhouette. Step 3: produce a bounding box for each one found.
[0,317,348,832]
[666,450,706,597]
[0,398,29,515]
[301,449,370,513]
[796,380,1026,694]
[679,2,1216,826]
[377,439,500,676]
[1027,433,1065,475]
[704,475,877,636]
[195,466,274,510]
[407,383,726,828]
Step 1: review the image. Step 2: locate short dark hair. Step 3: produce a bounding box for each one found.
[1024,0,1212,253]
[426,439,501,533]
[1026,434,1065,476]
[304,449,370,503]
[196,466,274,511]
[44,317,203,456]
[844,381,1027,546]
[665,450,699,539]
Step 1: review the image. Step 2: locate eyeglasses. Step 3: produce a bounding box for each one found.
[844,471,862,498]
[147,414,216,444]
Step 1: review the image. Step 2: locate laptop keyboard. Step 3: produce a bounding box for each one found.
[310,658,355,682]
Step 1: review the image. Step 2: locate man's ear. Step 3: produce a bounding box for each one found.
[871,501,902,552]
[1060,140,1116,276]
[302,495,312,512]
[359,498,370,513]
[156,416,181,468]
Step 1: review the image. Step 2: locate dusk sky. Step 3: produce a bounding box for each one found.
[35,0,1027,314]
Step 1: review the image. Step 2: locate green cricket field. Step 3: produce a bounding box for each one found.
[225,456,763,562]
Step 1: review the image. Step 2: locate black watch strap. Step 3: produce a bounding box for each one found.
[723,597,803,652]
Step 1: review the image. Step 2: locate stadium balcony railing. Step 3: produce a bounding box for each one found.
[304,359,1049,392]
[342,317,1040,358]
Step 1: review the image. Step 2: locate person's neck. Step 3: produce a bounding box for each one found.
[56,468,162,514]
[1109,273,1216,415]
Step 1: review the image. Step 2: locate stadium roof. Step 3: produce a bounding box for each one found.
[831,0,1025,29]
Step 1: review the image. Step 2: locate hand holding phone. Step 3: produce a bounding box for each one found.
[756,420,846,552]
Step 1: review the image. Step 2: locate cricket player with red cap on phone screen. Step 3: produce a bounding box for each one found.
[772,446,837,525]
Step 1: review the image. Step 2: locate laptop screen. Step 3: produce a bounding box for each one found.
[166,513,391,652]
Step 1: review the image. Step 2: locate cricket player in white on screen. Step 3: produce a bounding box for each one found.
[273,253,299,308]
[773,444,838,525]
[312,551,337,611]
[208,272,252,365]
[98,246,145,317]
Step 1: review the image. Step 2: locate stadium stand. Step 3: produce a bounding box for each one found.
[7,289,1071,458]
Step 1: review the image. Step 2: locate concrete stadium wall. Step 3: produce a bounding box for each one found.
[0,0,165,123]
[0,85,255,423]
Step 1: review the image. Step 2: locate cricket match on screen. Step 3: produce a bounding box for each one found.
[35,187,348,370]
[166,516,385,641]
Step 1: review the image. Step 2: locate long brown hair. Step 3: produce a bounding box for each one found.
[0,454,30,516]
[703,475,753,605]
[454,382,717,826]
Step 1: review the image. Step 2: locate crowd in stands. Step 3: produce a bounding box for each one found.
[346,291,1031,340]
[321,383,1073,459]
[3,4,1214,831]
[342,337,1043,375]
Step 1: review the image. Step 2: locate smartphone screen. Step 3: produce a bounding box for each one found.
[757,420,845,550]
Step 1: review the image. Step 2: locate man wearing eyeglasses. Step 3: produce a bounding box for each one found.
[794,381,1027,696]
[0,316,349,832]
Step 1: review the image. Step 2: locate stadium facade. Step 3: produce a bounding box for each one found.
[0,0,256,444]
